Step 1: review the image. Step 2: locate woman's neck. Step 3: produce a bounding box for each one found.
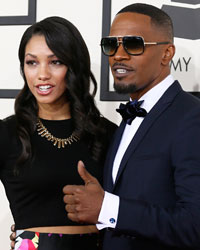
[38,101,71,120]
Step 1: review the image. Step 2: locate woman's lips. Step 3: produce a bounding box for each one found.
[36,84,54,95]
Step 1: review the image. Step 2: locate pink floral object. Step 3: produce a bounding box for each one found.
[17,239,37,250]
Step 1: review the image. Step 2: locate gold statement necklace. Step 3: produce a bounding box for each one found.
[36,118,79,149]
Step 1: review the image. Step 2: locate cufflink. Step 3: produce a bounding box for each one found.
[109,218,116,224]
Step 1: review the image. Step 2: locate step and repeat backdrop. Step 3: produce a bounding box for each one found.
[0,0,199,248]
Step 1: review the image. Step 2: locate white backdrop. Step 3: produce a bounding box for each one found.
[0,0,199,248]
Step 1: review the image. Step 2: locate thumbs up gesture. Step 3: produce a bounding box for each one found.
[63,161,105,224]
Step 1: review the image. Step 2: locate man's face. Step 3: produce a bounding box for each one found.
[109,12,171,100]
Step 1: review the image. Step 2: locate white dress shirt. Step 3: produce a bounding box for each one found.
[97,75,174,230]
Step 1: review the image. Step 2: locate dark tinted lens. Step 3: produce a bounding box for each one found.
[123,36,144,55]
[101,37,118,56]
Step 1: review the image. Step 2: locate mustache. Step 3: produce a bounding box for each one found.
[111,62,134,71]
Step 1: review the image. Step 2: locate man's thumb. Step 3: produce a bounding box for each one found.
[78,160,97,185]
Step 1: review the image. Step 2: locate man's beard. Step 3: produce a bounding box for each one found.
[113,81,137,94]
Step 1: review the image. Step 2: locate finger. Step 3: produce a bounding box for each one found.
[10,241,15,249]
[63,185,81,195]
[10,232,16,241]
[77,161,97,185]
[65,204,77,213]
[63,194,77,204]
[67,212,80,223]
[11,224,15,232]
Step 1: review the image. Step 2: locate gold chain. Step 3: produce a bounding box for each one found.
[36,118,79,149]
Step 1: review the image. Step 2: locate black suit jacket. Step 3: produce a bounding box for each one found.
[103,81,200,250]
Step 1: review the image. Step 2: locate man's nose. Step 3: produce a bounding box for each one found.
[113,42,130,61]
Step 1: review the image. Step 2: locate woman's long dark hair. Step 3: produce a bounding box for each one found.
[15,16,106,168]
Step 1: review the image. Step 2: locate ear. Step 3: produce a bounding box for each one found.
[161,44,175,65]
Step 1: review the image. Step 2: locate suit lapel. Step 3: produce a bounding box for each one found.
[104,120,126,191]
[112,81,182,191]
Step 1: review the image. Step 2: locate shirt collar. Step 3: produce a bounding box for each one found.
[137,74,174,113]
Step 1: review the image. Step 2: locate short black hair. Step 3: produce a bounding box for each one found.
[117,3,174,42]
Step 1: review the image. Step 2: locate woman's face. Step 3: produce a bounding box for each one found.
[24,35,68,107]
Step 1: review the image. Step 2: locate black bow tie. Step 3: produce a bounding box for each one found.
[116,100,147,125]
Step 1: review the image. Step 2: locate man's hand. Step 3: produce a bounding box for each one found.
[63,161,105,224]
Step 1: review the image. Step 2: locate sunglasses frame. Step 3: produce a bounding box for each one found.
[100,35,170,56]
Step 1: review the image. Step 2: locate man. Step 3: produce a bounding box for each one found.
[63,3,200,249]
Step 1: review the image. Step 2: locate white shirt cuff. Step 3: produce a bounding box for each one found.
[96,191,119,230]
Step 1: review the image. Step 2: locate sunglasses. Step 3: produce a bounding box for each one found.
[100,36,170,56]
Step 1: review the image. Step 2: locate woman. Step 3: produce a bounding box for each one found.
[1,16,117,250]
